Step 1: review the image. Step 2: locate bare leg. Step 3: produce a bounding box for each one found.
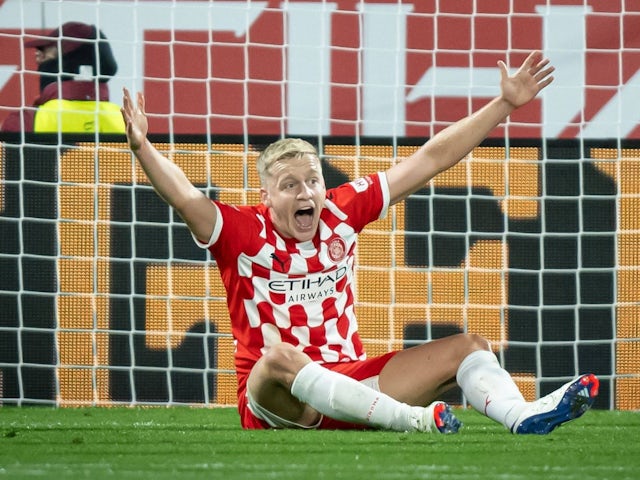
[378,333,490,405]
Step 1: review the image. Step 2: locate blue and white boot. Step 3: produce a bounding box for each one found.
[412,401,462,434]
[512,373,599,434]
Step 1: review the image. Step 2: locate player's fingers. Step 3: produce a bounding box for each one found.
[536,57,550,69]
[123,87,134,107]
[521,51,542,77]
[531,57,550,76]
[524,50,541,68]
[122,88,137,122]
[120,106,128,123]
[537,75,554,91]
[497,60,508,80]
[535,65,555,84]
[120,102,130,123]
[137,92,146,114]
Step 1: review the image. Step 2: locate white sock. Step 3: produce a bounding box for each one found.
[456,350,527,429]
[291,361,416,431]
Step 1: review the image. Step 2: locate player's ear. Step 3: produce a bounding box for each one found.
[260,187,271,207]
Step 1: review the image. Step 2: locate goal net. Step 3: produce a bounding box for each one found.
[0,0,638,410]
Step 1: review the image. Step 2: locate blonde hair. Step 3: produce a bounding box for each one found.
[257,138,319,185]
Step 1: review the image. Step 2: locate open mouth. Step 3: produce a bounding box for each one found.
[294,207,314,229]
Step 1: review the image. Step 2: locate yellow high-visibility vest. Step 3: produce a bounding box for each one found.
[34,99,125,133]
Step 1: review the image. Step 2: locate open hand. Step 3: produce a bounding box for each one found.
[120,87,148,151]
[498,51,555,109]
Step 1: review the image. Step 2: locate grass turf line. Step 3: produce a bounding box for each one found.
[1,406,638,479]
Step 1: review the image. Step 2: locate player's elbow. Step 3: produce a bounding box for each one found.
[174,191,216,239]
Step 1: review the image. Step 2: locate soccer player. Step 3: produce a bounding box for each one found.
[121,50,599,434]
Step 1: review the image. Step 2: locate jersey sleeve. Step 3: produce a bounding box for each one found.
[191,201,223,249]
[191,201,261,262]
[326,171,390,232]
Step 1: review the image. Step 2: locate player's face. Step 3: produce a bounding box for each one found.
[261,153,326,242]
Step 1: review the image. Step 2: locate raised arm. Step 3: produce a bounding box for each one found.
[386,50,555,205]
[121,88,217,243]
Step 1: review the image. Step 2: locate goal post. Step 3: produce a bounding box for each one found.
[0,0,639,410]
[1,135,638,410]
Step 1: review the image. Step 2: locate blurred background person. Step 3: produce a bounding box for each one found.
[1,21,124,133]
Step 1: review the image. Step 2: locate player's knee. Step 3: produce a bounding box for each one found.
[462,333,491,354]
[260,343,310,381]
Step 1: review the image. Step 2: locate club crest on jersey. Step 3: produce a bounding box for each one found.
[328,237,347,263]
[350,176,373,193]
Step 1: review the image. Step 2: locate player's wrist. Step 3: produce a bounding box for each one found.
[494,95,517,117]
[132,137,151,155]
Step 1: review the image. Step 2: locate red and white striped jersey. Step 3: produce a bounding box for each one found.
[198,172,390,385]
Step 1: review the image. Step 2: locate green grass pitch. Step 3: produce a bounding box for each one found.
[1,406,638,479]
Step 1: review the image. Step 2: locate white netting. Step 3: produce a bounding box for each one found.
[0,0,639,410]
